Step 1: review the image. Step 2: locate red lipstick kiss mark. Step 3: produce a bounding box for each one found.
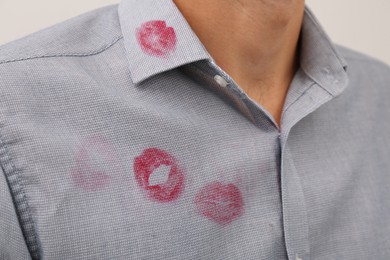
[195,181,244,225]
[136,20,177,57]
[133,148,185,202]
[71,135,115,192]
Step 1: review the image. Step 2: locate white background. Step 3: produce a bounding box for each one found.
[0,0,389,65]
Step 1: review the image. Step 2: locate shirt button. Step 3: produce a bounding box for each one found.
[213,75,228,87]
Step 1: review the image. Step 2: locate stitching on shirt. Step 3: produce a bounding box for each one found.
[0,35,123,65]
[283,81,317,115]
[299,65,337,97]
[0,134,41,259]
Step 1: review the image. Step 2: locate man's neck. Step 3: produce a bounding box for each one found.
[173,0,305,127]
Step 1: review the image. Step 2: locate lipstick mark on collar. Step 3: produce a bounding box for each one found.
[136,20,177,57]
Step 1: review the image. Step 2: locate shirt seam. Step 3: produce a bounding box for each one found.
[300,67,337,97]
[0,132,41,259]
[283,81,317,116]
[0,35,123,65]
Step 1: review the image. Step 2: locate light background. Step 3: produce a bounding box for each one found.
[0,0,389,65]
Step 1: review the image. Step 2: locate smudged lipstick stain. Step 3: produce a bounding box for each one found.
[133,147,185,202]
[136,20,177,57]
[195,181,244,225]
[71,135,116,192]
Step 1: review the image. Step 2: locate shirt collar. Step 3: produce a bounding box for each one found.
[118,0,212,84]
[299,6,349,96]
[118,0,349,96]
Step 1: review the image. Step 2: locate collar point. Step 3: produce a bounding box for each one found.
[320,71,350,97]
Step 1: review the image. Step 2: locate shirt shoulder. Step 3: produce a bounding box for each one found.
[335,44,390,74]
[0,4,122,65]
[334,44,390,98]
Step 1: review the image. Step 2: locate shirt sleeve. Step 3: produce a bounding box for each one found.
[0,164,32,260]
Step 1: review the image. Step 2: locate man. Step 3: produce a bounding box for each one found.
[0,0,389,259]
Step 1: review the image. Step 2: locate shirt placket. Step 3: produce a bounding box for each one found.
[279,75,342,260]
[182,57,345,260]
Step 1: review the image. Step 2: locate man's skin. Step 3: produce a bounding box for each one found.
[173,0,305,127]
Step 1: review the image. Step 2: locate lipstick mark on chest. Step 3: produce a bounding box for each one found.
[195,181,244,225]
[133,148,185,202]
[136,20,177,57]
[71,135,117,192]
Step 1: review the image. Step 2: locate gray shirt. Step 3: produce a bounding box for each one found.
[0,0,390,259]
